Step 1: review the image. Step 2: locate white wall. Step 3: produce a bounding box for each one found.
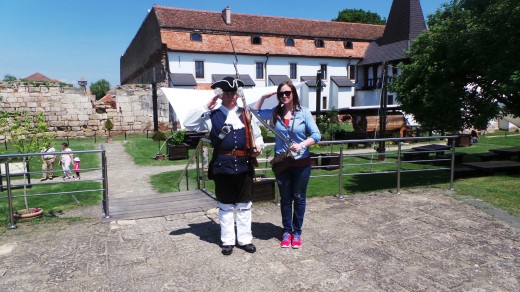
[168,51,366,111]
[168,52,353,85]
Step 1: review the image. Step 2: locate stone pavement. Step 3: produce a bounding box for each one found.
[1,142,520,291]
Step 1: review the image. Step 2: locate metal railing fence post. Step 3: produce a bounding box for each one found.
[338,146,344,199]
[185,166,190,191]
[449,139,456,190]
[397,141,402,195]
[195,146,201,190]
[202,145,207,190]
[101,149,109,218]
[6,162,17,229]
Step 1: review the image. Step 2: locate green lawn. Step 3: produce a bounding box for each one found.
[149,132,520,217]
[2,132,518,228]
[0,137,104,226]
[122,134,192,166]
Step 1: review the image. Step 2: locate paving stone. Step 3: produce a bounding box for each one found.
[1,141,519,291]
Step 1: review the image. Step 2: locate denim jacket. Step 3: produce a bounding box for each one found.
[256,107,321,159]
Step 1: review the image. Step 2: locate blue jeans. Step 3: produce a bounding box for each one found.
[276,165,311,235]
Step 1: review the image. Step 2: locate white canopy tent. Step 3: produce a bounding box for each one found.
[161,82,306,130]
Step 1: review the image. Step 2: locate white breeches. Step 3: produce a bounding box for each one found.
[218,202,252,246]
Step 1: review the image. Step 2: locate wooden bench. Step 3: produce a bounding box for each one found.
[434,152,466,166]
[453,166,479,178]
[477,152,500,162]
[402,151,430,162]
[0,160,32,191]
[490,147,520,160]
[462,160,520,175]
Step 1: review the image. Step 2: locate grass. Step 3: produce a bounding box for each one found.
[0,137,104,226]
[2,131,518,228]
[122,134,191,166]
[149,131,520,217]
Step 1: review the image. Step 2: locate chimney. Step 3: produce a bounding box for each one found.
[222,6,231,25]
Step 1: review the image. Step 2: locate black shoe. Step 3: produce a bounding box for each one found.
[40,178,47,181]
[221,245,233,255]
[238,243,256,253]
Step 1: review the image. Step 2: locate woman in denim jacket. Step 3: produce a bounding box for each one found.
[253,81,321,249]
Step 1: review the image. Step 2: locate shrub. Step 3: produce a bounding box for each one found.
[168,130,186,145]
[152,131,167,142]
[104,119,114,136]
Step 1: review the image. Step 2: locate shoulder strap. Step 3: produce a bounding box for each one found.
[241,111,252,150]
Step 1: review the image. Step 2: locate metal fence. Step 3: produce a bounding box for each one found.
[179,135,458,200]
[0,148,108,229]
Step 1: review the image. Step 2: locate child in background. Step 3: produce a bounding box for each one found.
[73,157,81,180]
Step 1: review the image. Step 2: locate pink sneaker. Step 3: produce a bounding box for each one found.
[292,234,302,249]
[280,232,292,248]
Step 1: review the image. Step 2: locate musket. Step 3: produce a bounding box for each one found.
[228,34,259,166]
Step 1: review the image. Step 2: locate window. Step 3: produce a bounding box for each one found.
[320,64,328,79]
[348,65,356,79]
[251,36,262,45]
[256,62,264,79]
[322,96,327,110]
[387,95,394,105]
[191,32,202,42]
[315,39,325,48]
[285,37,295,46]
[344,40,353,49]
[290,63,297,79]
[195,61,204,79]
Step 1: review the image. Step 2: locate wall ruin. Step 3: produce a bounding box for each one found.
[0,83,172,139]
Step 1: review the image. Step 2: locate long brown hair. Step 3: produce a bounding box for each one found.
[273,82,301,124]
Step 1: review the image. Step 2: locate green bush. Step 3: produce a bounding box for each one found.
[168,130,186,145]
[152,131,167,142]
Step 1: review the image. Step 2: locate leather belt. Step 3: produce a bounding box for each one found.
[219,149,249,157]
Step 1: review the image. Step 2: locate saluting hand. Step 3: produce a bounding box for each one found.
[207,94,221,110]
[262,92,277,99]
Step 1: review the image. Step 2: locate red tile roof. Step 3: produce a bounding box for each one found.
[154,6,385,58]
[23,72,59,82]
[154,6,384,40]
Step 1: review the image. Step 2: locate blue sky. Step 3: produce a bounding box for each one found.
[0,0,448,87]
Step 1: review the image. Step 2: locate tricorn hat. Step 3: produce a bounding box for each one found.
[211,76,244,92]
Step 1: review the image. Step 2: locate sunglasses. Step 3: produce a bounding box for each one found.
[277,90,292,97]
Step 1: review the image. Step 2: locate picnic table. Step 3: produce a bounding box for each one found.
[462,160,520,175]
[401,144,451,162]
[412,144,452,153]
[490,147,520,160]
[412,144,452,157]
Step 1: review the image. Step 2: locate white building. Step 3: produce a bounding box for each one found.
[120,1,427,136]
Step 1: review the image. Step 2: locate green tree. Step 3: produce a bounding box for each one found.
[317,107,341,140]
[0,110,55,210]
[333,8,386,24]
[104,119,114,137]
[90,79,111,100]
[391,0,520,133]
[3,74,17,82]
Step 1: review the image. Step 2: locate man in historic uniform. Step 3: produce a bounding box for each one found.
[184,77,263,255]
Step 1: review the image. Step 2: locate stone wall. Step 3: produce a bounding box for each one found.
[0,84,172,138]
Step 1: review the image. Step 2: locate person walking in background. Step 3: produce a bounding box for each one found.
[73,157,81,180]
[60,142,74,180]
[252,81,321,249]
[184,77,264,256]
[40,143,56,181]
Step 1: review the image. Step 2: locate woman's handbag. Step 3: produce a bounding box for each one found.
[270,117,297,175]
[270,151,294,175]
